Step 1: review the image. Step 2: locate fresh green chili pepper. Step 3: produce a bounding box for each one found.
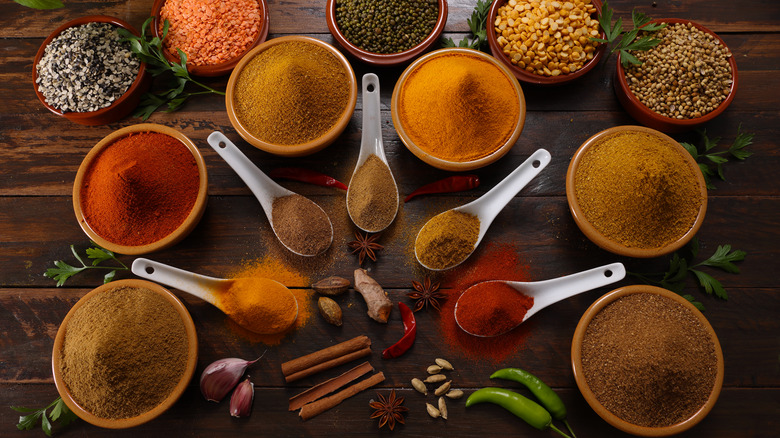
[465,388,571,438]
[490,368,575,437]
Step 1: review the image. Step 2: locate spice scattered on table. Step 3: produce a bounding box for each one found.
[397,51,520,162]
[271,194,332,256]
[217,277,298,334]
[79,131,200,247]
[574,130,703,249]
[347,155,398,232]
[36,22,139,112]
[335,0,438,54]
[404,175,480,202]
[348,231,384,265]
[354,268,394,323]
[160,0,262,66]
[415,210,480,270]
[407,276,445,312]
[455,281,534,336]
[369,389,408,430]
[234,40,351,145]
[59,286,189,419]
[625,22,733,119]
[580,292,718,427]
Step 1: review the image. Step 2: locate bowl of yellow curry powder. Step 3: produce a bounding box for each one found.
[391,48,526,171]
[226,36,358,157]
[566,125,707,258]
[52,279,198,428]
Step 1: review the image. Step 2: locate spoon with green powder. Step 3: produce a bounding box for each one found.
[414,149,551,271]
[131,258,298,335]
[346,73,399,233]
[207,131,333,256]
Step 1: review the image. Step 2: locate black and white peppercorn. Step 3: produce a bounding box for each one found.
[36,22,139,113]
[624,22,733,120]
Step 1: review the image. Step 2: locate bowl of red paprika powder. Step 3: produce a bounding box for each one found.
[73,124,208,255]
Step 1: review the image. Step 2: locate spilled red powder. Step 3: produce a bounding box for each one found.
[455,281,534,337]
[438,242,534,363]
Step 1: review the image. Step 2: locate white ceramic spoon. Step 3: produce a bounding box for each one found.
[346,73,399,233]
[131,258,298,335]
[207,131,333,256]
[454,262,626,337]
[414,148,551,270]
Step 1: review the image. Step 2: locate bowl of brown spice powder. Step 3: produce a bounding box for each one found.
[52,279,198,428]
[571,285,724,436]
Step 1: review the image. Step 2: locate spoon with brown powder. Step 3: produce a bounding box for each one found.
[346,74,399,233]
[207,131,333,256]
[131,258,298,335]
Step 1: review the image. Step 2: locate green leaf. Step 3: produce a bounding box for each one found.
[441,37,456,48]
[41,410,52,437]
[690,237,700,259]
[705,154,729,164]
[86,246,114,265]
[631,9,651,28]
[642,22,666,32]
[619,50,641,67]
[691,269,728,299]
[11,406,39,413]
[103,270,117,284]
[698,244,746,273]
[52,399,77,427]
[44,261,84,287]
[728,126,754,160]
[699,129,721,152]
[623,35,661,51]
[681,141,699,159]
[14,0,64,9]
[683,294,706,311]
[16,412,42,431]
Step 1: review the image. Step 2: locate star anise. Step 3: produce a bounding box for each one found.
[347,231,383,265]
[407,276,445,312]
[369,389,408,430]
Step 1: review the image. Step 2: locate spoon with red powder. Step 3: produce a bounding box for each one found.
[454,262,625,337]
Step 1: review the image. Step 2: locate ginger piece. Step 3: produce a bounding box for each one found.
[354,269,393,323]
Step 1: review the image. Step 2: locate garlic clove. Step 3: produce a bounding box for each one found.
[200,357,259,402]
[230,378,255,418]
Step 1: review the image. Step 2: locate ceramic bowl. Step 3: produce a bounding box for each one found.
[73,123,208,255]
[571,285,724,436]
[225,36,358,157]
[565,125,707,258]
[391,48,526,171]
[614,19,738,133]
[32,15,151,126]
[52,279,198,429]
[486,0,606,85]
[325,0,448,65]
[151,0,270,76]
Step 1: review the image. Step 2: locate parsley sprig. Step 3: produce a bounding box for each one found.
[442,0,491,52]
[12,397,78,437]
[681,126,754,189]
[591,1,666,67]
[118,18,225,120]
[630,238,746,310]
[13,0,64,9]
[44,244,128,287]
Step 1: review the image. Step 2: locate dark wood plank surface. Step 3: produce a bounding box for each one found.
[1,0,778,437]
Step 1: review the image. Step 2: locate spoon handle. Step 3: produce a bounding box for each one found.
[131,258,222,306]
[357,73,385,164]
[528,262,626,311]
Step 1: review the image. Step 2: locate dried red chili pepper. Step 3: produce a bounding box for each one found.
[404,175,480,202]
[382,302,416,359]
[269,167,348,190]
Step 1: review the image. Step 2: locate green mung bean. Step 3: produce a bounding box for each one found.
[335,0,438,54]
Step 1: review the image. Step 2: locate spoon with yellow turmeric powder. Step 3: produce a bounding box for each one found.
[131,258,298,335]
[415,149,551,271]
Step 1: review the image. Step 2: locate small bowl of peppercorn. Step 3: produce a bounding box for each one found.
[32,15,151,126]
[614,18,738,133]
[326,0,448,65]
[487,0,607,85]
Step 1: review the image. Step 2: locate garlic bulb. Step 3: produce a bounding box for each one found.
[200,357,258,402]
[230,378,254,417]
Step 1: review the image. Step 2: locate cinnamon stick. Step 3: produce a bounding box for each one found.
[289,361,374,411]
[281,335,371,378]
[284,347,371,383]
[299,372,386,421]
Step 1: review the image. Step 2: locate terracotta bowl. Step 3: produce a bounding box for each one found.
[486,0,606,86]
[52,279,198,429]
[565,125,707,258]
[73,123,209,255]
[325,0,448,65]
[614,19,738,133]
[391,48,526,171]
[571,285,724,436]
[151,0,270,76]
[32,15,151,126]
[225,36,358,157]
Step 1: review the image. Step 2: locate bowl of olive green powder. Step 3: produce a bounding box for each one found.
[572,285,724,436]
[52,279,198,428]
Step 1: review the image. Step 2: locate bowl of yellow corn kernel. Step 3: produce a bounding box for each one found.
[487,0,607,85]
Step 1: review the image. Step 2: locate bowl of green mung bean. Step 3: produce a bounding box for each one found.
[326,0,448,66]
[614,19,737,133]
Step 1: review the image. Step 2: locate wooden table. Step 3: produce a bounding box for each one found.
[2,1,778,436]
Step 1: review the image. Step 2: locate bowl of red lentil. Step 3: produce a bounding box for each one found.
[73,123,209,255]
[325,0,448,66]
[52,279,198,428]
[225,36,358,157]
[487,0,606,85]
[151,0,270,77]
[32,15,151,126]
[614,19,737,133]
[565,125,707,258]
[571,285,724,436]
